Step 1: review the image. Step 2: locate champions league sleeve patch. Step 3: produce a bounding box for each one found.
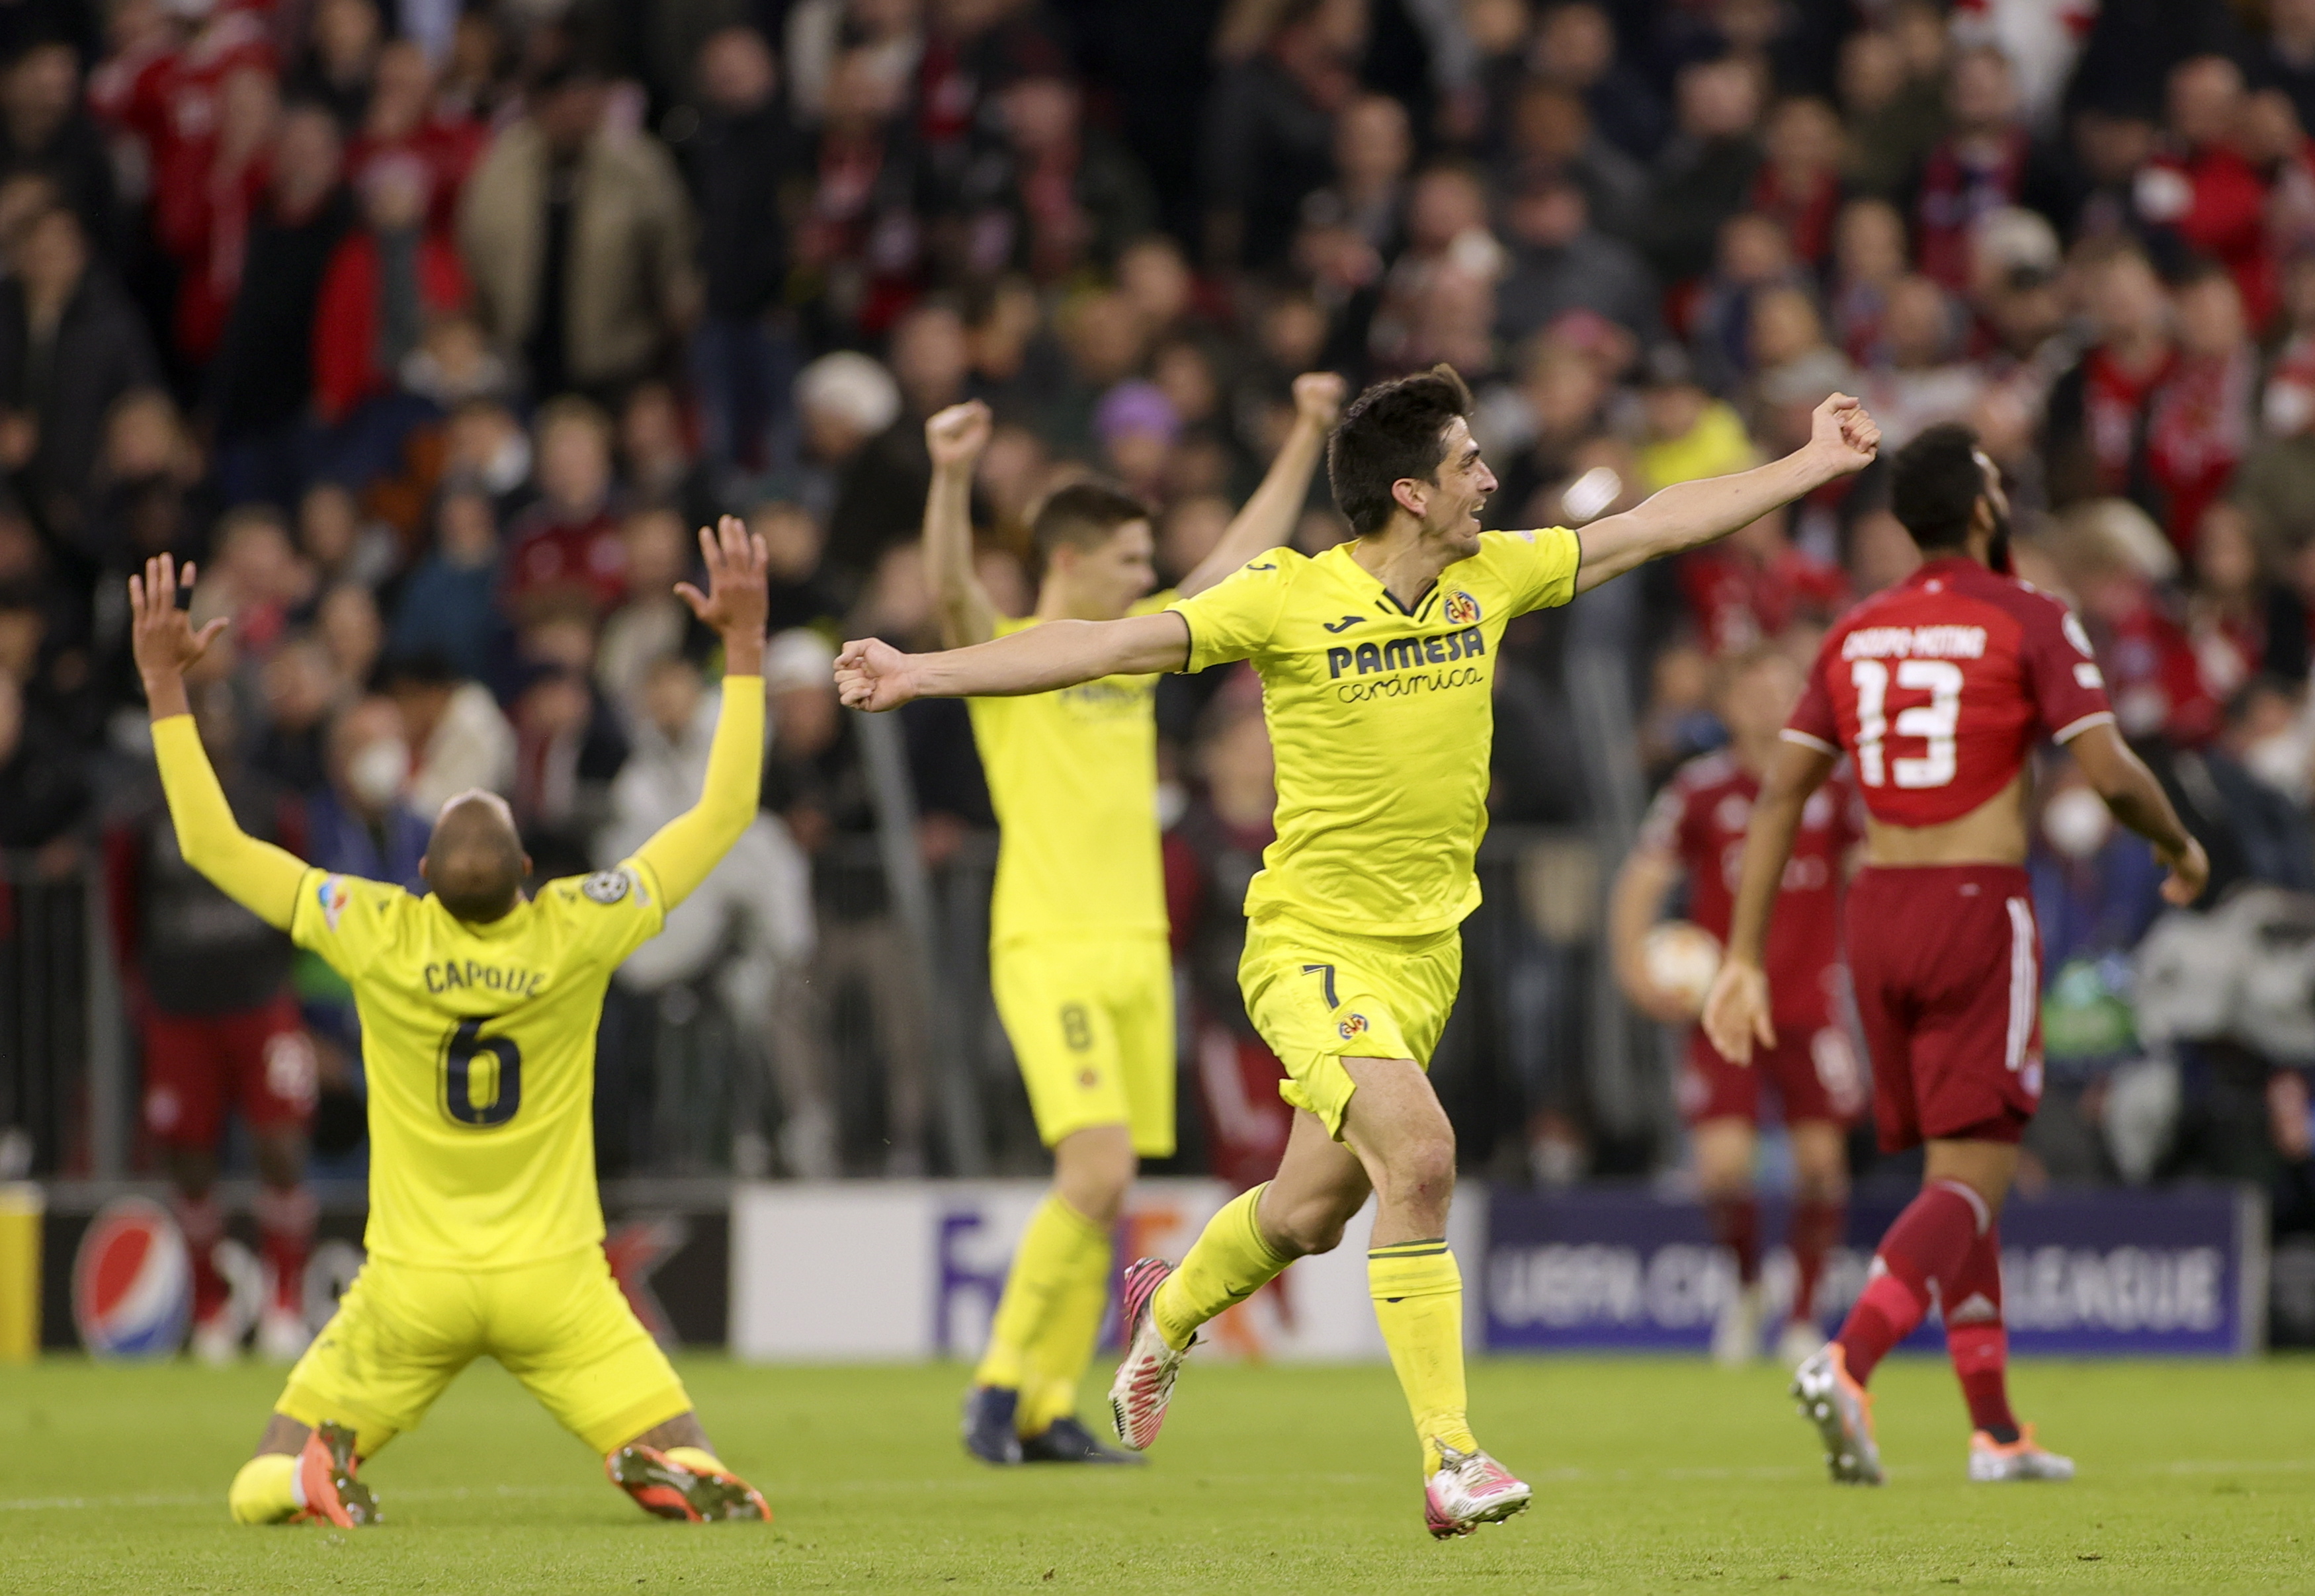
[581,870,633,905]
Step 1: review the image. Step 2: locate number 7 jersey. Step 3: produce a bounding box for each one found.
[286,860,669,1270]
[1784,554,2115,824]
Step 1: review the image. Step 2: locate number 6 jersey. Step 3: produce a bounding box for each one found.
[287,860,669,1270]
[1783,554,2115,825]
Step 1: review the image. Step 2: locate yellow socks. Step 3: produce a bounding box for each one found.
[228,1452,302,1525]
[1152,1184,1291,1352]
[664,1445,730,1478]
[1369,1239,1479,1476]
[974,1195,1111,1395]
[1019,1259,1110,1436]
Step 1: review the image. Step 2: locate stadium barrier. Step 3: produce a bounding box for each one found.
[726,1180,2268,1361]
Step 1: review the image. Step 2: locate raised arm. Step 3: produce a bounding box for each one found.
[1573,394,1882,594]
[921,401,999,646]
[130,554,305,931]
[1179,372,1345,598]
[1607,839,1695,1025]
[1700,736,1838,1064]
[633,517,771,905]
[835,611,1191,711]
[2065,722,2210,905]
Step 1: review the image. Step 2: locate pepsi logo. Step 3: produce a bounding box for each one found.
[73,1197,190,1359]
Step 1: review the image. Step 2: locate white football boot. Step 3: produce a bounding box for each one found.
[1423,1443,1533,1539]
[1792,1342,1882,1484]
[1712,1280,1766,1366]
[1968,1426,2076,1482]
[1108,1257,1191,1451]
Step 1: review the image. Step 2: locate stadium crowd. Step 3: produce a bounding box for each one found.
[0,0,2308,1251]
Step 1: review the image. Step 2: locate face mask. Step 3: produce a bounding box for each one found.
[2042,784,2113,860]
[347,738,409,807]
[2267,380,2314,438]
[2245,728,2310,801]
[482,433,532,497]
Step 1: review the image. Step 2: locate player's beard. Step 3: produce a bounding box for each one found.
[1987,504,2013,575]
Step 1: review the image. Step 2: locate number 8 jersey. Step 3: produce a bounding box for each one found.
[286,859,669,1270]
[1783,554,2116,824]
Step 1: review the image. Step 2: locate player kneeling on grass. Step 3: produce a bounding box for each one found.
[127,526,777,1530]
[840,368,1882,1537]
[1705,425,2209,1487]
[1611,645,1865,1370]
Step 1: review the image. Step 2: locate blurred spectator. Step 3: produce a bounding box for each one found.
[290,0,382,132]
[976,69,1156,283]
[1202,0,1364,273]
[503,397,624,612]
[829,301,966,577]
[316,580,382,691]
[680,24,798,480]
[1637,344,1755,491]
[790,349,900,529]
[388,485,499,680]
[1638,56,1764,287]
[1909,44,2066,291]
[1858,275,1984,449]
[1676,505,1847,657]
[306,693,429,886]
[1840,8,1950,198]
[296,481,397,592]
[2140,56,2275,331]
[599,653,821,1176]
[750,498,845,636]
[2047,243,2176,520]
[208,104,355,509]
[616,381,718,537]
[1494,175,1656,348]
[1532,1,1663,163]
[251,632,339,795]
[309,152,468,446]
[0,664,82,854]
[0,205,159,545]
[348,38,484,233]
[147,59,278,370]
[2147,264,2258,557]
[383,650,514,816]
[0,37,115,250]
[596,505,702,712]
[457,58,699,401]
[1751,97,1844,269]
[2256,0,2315,136]
[1495,83,1650,243]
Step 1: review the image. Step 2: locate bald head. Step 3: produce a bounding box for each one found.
[422,791,527,922]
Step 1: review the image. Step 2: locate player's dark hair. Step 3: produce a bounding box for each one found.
[1327,364,1474,536]
[1888,423,1985,552]
[1032,479,1152,556]
[425,797,526,922]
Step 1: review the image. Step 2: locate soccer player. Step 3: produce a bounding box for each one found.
[1611,646,1863,1369]
[1704,424,2208,1486]
[934,373,1345,1466]
[838,365,1882,1536]
[126,523,777,1530]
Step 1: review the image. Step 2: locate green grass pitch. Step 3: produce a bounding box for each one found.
[2,1355,2309,1593]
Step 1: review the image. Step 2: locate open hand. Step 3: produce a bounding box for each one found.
[1700,958,1774,1067]
[834,637,919,712]
[128,554,228,689]
[675,515,770,642]
[925,400,993,470]
[1292,372,1347,430]
[1806,393,1881,479]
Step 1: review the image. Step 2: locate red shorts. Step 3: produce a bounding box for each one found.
[141,995,317,1149]
[1845,864,2042,1153]
[1680,1021,1865,1128]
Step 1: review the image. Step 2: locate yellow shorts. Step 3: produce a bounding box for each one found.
[277,1247,690,1458]
[1239,912,1463,1138]
[991,934,1176,1157]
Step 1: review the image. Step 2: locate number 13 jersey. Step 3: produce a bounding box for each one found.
[1785,554,2115,825]
[287,860,668,1269]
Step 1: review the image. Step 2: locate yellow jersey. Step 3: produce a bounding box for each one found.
[1169,530,1580,936]
[288,861,670,1269]
[966,595,1174,944]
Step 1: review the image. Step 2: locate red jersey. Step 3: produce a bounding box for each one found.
[1786,556,2115,827]
[1638,750,1861,1028]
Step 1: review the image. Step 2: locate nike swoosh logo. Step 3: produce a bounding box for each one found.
[1245,562,1277,571]
[1322,615,1365,632]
